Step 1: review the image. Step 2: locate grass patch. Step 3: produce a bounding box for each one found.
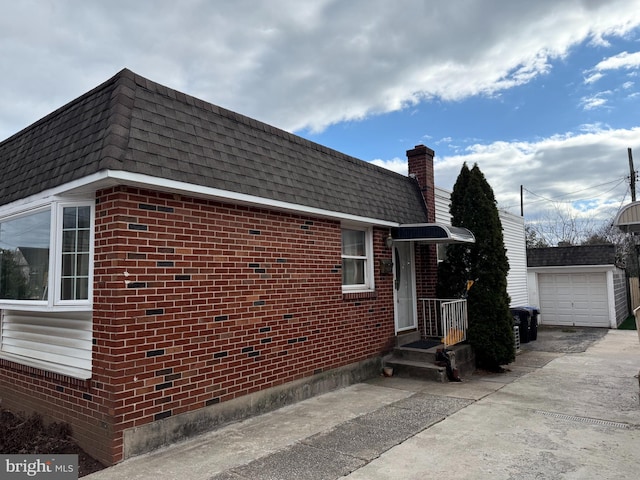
[618,315,637,330]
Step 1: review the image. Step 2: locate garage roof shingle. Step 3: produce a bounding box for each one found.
[527,245,616,267]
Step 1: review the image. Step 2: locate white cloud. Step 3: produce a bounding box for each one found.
[580,91,611,110]
[432,126,639,223]
[2,0,640,139]
[370,158,407,176]
[583,50,640,85]
[594,51,640,71]
[584,72,604,84]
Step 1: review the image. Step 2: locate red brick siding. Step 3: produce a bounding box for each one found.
[0,185,400,465]
[0,360,114,464]
[407,144,436,223]
[92,186,396,463]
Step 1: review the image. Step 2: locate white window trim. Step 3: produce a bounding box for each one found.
[341,225,375,293]
[0,199,94,311]
[54,202,95,307]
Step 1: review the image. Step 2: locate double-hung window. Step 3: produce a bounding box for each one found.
[0,200,94,379]
[341,226,374,292]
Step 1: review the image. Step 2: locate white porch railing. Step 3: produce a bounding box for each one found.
[419,298,468,347]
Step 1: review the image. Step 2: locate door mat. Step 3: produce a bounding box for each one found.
[401,339,442,350]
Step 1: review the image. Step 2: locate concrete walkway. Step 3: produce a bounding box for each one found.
[87,328,640,480]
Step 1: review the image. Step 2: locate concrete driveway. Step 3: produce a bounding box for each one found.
[87,327,640,480]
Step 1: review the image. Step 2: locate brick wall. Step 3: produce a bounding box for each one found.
[91,186,396,464]
[0,185,399,465]
[0,361,113,463]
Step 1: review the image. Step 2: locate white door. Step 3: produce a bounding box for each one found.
[393,242,417,332]
[538,272,609,327]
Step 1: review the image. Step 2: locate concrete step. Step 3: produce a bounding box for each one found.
[383,355,447,382]
[383,342,476,382]
[392,345,439,363]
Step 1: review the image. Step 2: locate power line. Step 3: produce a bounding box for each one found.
[504,177,627,213]
[523,177,627,204]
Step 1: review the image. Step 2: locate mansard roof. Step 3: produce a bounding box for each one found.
[0,69,428,224]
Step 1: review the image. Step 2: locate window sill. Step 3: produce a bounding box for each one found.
[0,302,92,312]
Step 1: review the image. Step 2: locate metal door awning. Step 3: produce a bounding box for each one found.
[615,201,640,233]
[391,223,475,244]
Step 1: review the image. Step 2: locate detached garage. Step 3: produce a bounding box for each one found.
[527,245,628,328]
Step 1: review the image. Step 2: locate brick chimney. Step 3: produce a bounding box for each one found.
[406,144,436,222]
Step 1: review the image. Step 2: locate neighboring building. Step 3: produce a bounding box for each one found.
[0,69,475,465]
[435,187,529,306]
[527,245,628,328]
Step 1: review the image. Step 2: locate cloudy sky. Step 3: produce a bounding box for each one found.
[2,0,640,240]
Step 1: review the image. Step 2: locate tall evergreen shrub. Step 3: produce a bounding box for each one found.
[436,163,515,371]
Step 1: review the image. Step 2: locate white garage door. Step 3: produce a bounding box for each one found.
[538,272,610,327]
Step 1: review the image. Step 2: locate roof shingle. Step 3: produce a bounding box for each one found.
[0,69,428,224]
[527,245,616,267]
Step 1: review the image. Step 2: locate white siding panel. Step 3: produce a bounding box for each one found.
[435,187,528,307]
[613,269,629,326]
[434,187,452,223]
[501,210,528,306]
[0,310,92,378]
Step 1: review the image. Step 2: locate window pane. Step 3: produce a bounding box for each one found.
[342,258,365,285]
[63,207,77,229]
[76,277,89,300]
[76,254,90,277]
[77,206,91,229]
[0,210,50,300]
[62,231,76,252]
[61,278,74,300]
[77,230,90,252]
[342,230,365,256]
[62,254,75,276]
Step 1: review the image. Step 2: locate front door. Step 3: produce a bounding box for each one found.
[393,242,417,332]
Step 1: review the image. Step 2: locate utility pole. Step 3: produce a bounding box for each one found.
[629,147,636,202]
[520,184,524,217]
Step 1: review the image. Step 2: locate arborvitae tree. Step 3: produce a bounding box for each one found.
[436,163,514,371]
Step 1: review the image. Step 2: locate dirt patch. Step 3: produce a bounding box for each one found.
[0,409,105,477]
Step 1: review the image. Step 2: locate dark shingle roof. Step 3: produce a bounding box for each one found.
[0,69,428,224]
[527,245,616,267]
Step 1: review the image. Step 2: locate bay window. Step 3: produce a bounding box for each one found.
[0,203,93,307]
[0,201,94,379]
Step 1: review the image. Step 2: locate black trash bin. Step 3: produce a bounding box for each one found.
[521,306,540,341]
[509,307,532,343]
